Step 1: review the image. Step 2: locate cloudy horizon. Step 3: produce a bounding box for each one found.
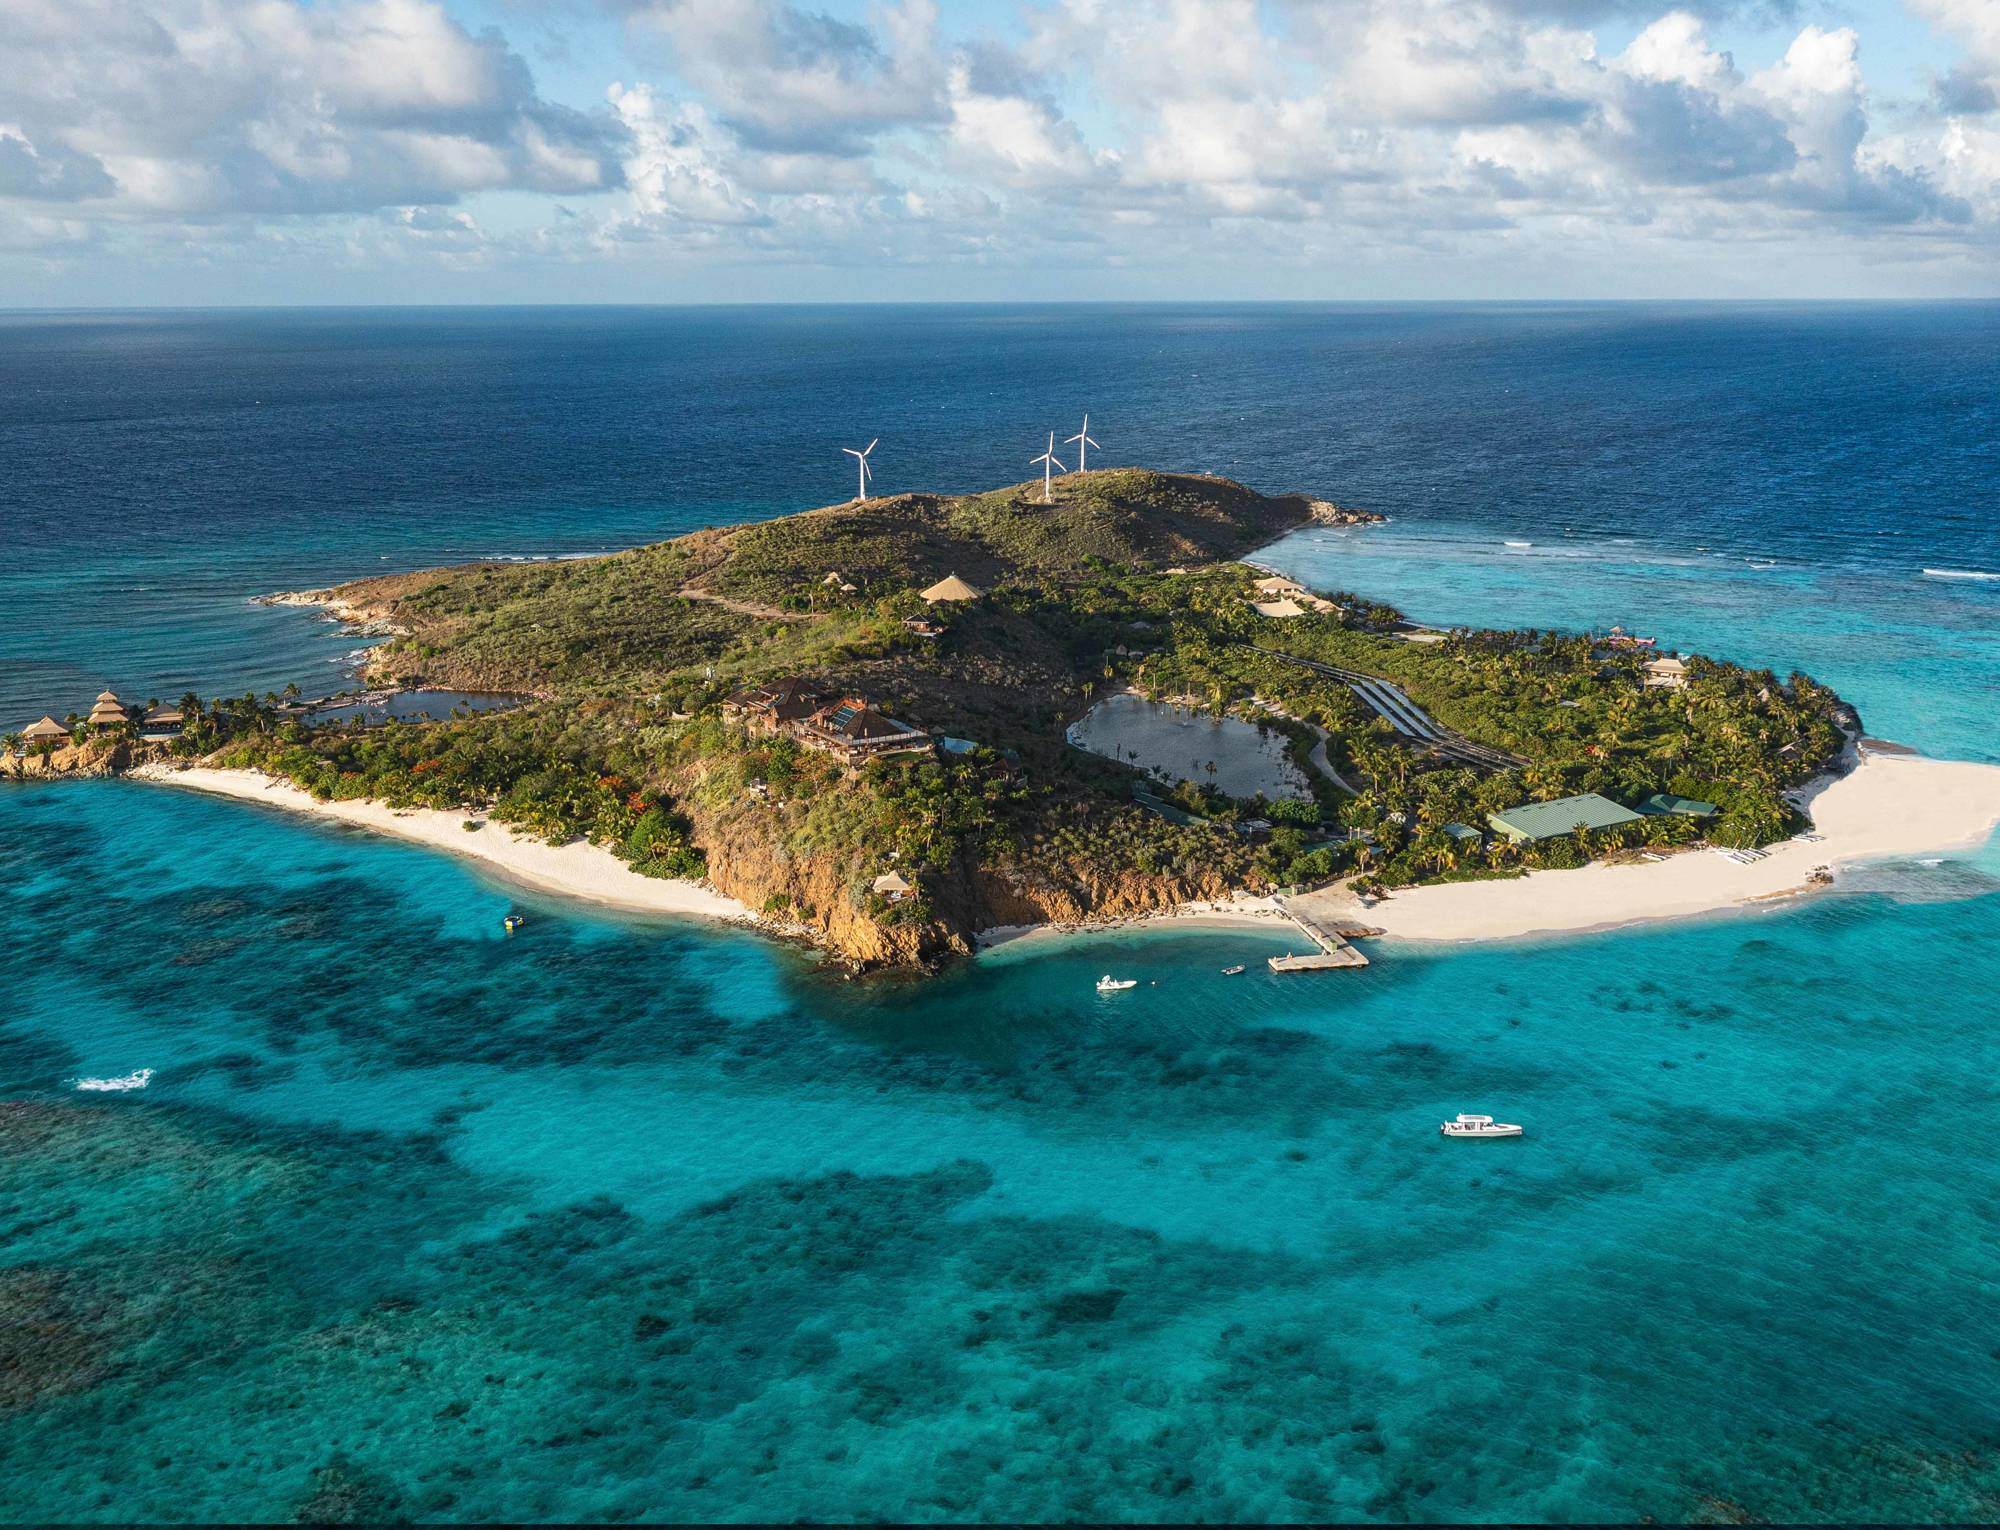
[2,0,1997,304]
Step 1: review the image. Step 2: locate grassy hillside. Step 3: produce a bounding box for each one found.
[336,470,1316,694]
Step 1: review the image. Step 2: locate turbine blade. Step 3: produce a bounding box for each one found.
[865,439,878,454]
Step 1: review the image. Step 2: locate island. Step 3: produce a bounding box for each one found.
[12,468,2000,969]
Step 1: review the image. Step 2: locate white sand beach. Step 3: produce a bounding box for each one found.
[131,764,753,924]
[975,895,1291,953]
[131,746,2000,957]
[1306,746,2000,946]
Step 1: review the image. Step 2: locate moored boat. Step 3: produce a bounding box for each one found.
[74,1068,154,1093]
[1440,1113,1522,1138]
[1096,975,1137,992]
[1220,964,1246,976]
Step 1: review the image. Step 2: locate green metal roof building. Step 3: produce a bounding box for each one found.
[1488,792,1643,843]
[1635,791,1717,818]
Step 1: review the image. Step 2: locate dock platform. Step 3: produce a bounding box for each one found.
[1269,897,1370,971]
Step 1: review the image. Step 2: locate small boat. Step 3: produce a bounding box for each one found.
[1220,964,1246,976]
[74,1069,154,1093]
[503,914,524,932]
[1096,975,1137,993]
[1440,1113,1522,1139]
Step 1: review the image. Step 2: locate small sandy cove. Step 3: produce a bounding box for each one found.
[132,764,752,923]
[1344,746,2000,945]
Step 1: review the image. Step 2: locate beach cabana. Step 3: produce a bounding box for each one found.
[21,717,69,750]
[1488,792,1643,843]
[872,871,914,903]
[920,574,984,604]
[141,705,185,740]
[1636,792,1717,819]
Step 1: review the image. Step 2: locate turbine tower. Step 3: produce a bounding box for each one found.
[1031,432,1065,504]
[1065,414,1099,473]
[842,439,877,502]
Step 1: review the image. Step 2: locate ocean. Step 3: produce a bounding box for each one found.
[4,305,2000,1521]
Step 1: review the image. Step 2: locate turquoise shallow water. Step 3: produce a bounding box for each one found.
[4,773,2000,1522]
[6,306,2000,1522]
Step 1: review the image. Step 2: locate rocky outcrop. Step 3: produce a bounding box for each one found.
[256,588,405,638]
[1302,499,1386,527]
[972,860,1247,929]
[0,740,128,780]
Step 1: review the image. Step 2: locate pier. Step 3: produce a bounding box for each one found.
[1268,896,1370,971]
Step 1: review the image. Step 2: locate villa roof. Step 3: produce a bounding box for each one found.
[22,716,69,740]
[1636,792,1717,818]
[813,700,923,742]
[143,706,184,725]
[1488,792,1643,842]
[872,871,913,895]
[728,677,821,717]
[1251,598,1306,619]
[920,573,984,603]
[95,689,120,703]
[1644,655,1688,673]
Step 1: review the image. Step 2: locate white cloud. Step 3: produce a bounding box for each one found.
[0,0,1992,294]
[618,0,947,154]
[0,0,624,216]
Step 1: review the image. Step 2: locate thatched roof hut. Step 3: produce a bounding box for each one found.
[21,716,69,742]
[87,689,129,726]
[919,573,983,604]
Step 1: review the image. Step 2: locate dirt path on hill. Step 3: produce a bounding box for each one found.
[678,587,794,621]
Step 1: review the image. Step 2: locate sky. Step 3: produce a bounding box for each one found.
[1,0,1997,304]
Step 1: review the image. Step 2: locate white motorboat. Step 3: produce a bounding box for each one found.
[1440,1113,1522,1139]
[1096,975,1138,992]
[1220,964,1246,976]
[74,1068,154,1093]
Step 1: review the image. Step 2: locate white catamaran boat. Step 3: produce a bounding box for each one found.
[1096,975,1138,993]
[1440,1113,1522,1139]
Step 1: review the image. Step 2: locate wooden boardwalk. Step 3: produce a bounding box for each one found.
[1268,897,1370,971]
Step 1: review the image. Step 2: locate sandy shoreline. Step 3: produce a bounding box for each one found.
[978,747,2000,956]
[975,897,1292,953]
[128,746,2000,959]
[131,764,754,925]
[1307,746,2000,946]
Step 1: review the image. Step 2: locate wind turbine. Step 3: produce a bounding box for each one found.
[842,439,877,502]
[1030,432,1066,504]
[1065,414,1099,473]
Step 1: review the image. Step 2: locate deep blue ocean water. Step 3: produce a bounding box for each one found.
[5,305,2000,1522]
